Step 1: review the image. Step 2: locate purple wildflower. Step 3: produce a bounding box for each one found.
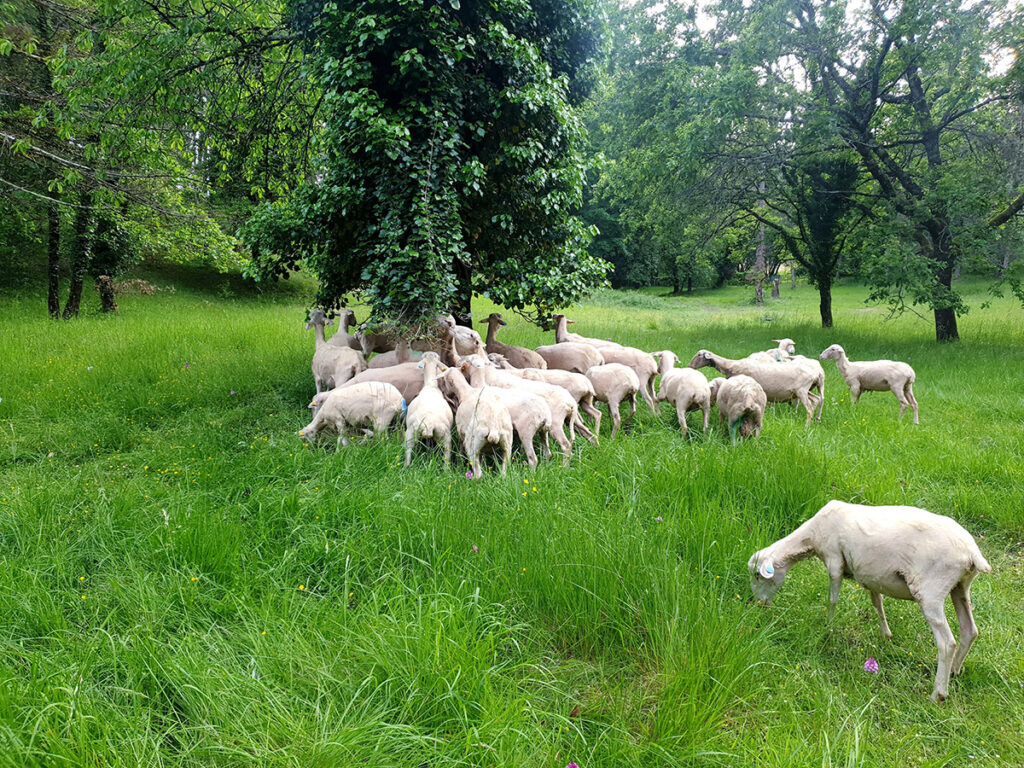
[230,390,236,396]
[466,471,473,479]
[471,545,478,553]
[184,363,190,370]
[655,516,663,523]
[864,657,879,674]
[566,763,580,768]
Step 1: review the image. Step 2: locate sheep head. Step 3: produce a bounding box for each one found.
[819,344,844,362]
[747,549,788,605]
[305,308,329,330]
[773,338,796,355]
[688,350,715,369]
[480,313,506,326]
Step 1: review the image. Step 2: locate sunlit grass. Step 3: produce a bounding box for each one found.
[0,269,1022,766]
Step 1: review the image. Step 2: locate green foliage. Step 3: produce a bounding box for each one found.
[242,0,609,324]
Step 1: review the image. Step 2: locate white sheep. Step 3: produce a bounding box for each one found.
[459,357,552,469]
[689,349,821,426]
[368,338,424,369]
[437,367,513,477]
[708,375,766,443]
[306,309,368,392]
[585,363,640,439]
[552,313,622,349]
[404,352,454,467]
[534,341,605,374]
[748,500,990,702]
[652,350,711,436]
[299,381,405,447]
[592,344,660,413]
[819,344,919,424]
[744,338,797,363]
[337,362,429,404]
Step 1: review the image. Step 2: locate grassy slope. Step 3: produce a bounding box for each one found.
[0,269,1022,767]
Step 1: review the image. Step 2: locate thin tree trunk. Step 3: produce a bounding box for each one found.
[933,236,959,342]
[755,186,766,306]
[47,200,61,318]
[818,278,833,328]
[450,257,473,328]
[62,194,97,319]
[771,274,780,299]
[791,265,797,290]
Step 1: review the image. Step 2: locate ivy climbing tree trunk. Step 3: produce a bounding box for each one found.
[62,193,97,319]
[450,257,473,328]
[47,201,61,319]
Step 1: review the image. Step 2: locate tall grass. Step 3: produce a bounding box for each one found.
[0,270,1022,766]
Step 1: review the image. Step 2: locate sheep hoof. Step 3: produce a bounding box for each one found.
[930,691,946,704]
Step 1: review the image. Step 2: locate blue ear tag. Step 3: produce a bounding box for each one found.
[764,562,774,576]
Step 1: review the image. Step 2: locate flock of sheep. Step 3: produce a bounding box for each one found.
[296,308,986,703]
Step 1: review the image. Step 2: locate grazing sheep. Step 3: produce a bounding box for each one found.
[535,341,605,374]
[306,309,368,393]
[819,344,919,424]
[480,313,548,369]
[326,309,363,351]
[708,375,766,444]
[404,352,454,467]
[437,368,513,477]
[337,361,429,403]
[748,500,990,702]
[552,313,622,349]
[591,344,659,414]
[299,381,405,447]
[652,351,711,436]
[689,349,821,426]
[459,357,552,469]
[586,363,640,439]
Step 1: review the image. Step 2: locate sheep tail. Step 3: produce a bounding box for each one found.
[972,551,992,574]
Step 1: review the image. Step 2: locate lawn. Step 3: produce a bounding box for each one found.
[1,266,1022,767]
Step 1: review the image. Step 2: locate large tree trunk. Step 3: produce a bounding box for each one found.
[754,224,766,306]
[818,278,833,328]
[931,224,959,342]
[770,274,780,299]
[62,195,97,319]
[47,201,61,318]
[450,257,473,328]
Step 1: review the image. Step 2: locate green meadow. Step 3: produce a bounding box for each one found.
[1,266,1022,767]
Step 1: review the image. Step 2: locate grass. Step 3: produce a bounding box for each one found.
[1,266,1023,767]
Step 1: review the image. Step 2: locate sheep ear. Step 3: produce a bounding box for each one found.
[758,560,775,579]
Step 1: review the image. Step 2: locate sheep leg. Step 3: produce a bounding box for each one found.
[921,598,957,702]
[580,395,602,438]
[551,423,572,466]
[541,430,552,460]
[798,390,816,427]
[906,381,919,425]
[892,383,911,421]
[609,399,622,439]
[627,392,638,421]
[701,401,710,432]
[573,414,598,446]
[849,382,861,404]
[728,419,738,446]
[641,375,658,413]
[754,411,763,437]
[499,433,511,476]
[521,427,539,470]
[825,560,843,623]
[337,423,350,448]
[675,404,688,436]
[871,591,893,640]
[950,581,979,676]
[816,380,825,420]
[404,428,415,467]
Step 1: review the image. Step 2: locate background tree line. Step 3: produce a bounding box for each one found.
[3,0,1023,340]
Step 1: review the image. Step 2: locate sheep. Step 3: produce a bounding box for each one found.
[819,344,919,424]
[306,309,368,392]
[368,338,424,369]
[708,375,766,444]
[464,355,592,462]
[458,357,552,469]
[689,349,821,426]
[744,338,797,364]
[652,351,711,436]
[585,363,640,439]
[437,367,513,477]
[552,313,622,349]
[299,381,405,447]
[534,341,605,374]
[404,352,454,467]
[589,344,660,413]
[490,354,602,442]
[326,309,363,351]
[337,361,429,404]
[480,313,548,369]
[748,499,991,702]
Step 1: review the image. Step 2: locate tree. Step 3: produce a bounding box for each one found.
[243,0,609,326]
